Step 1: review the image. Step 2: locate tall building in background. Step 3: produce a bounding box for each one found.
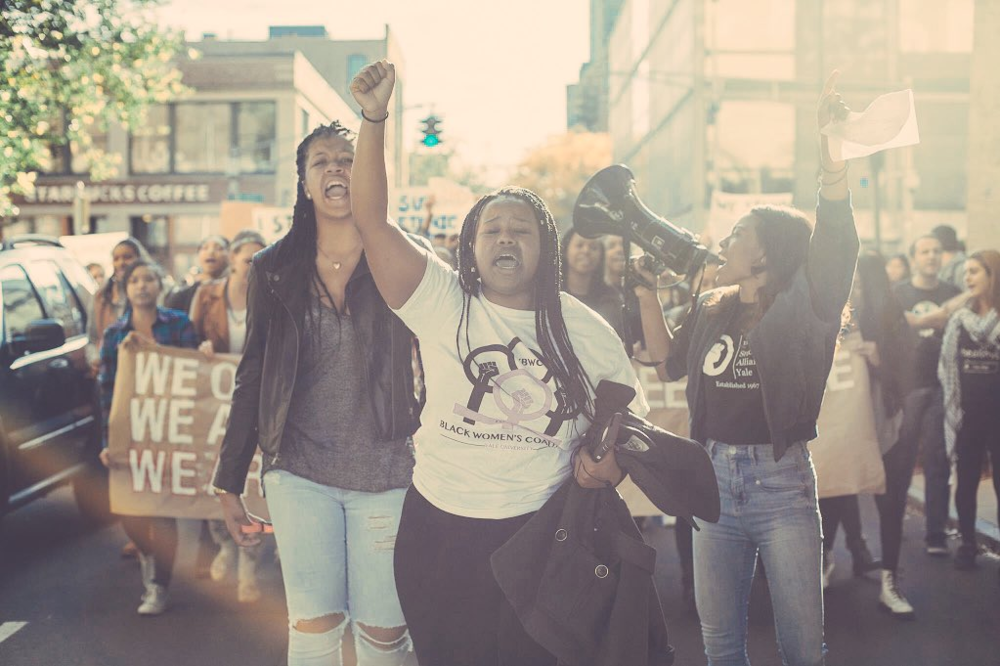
[599,0,972,251]
[10,26,406,277]
[567,0,626,131]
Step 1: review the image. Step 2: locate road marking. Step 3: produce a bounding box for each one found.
[0,622,28,645]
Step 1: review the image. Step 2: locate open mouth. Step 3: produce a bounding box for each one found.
[324,182,349,200]
[494,254,521,270]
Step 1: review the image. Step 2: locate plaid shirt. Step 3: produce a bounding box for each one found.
[98,307,200,441]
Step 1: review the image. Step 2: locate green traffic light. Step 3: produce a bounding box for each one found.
[422,135,440,147]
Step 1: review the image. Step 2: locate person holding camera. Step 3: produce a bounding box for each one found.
[648,72,858,665]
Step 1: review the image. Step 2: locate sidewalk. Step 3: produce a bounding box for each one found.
[908,471,999,550]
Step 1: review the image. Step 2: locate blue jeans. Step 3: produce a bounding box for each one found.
[694,441,825,666]
[264,470,409,666]
[899,387,949,544]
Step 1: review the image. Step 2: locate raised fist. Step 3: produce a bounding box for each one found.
[350,60,395,118]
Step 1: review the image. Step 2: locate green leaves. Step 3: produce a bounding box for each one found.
[0,0,188,218]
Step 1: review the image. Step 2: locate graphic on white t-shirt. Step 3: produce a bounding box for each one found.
[451,336,578,449]
[703,334,736,376]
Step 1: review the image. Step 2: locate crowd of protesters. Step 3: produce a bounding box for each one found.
[84,61,1000,666]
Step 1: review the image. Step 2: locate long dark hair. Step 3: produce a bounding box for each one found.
[275,121,355,335]
[121,259,164,306]
[560,229,609,298]
[455,187,595,421]
[749,205,813,315]
[854,250,912,412]
[101,236,153,302]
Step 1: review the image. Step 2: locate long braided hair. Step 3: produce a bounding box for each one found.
[275,121,354,338]
[455,187,595,421]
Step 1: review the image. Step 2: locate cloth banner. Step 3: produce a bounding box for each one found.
[808,333,886,497]
[107,343,268,519]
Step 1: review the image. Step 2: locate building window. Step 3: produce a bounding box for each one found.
[174,103,231,174]
[130,102,276,175]
[236,102,277,173]
[301,108,310,140]
[347,54,368,84]
[131,104,172,174]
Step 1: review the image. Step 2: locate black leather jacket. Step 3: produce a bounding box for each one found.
[213,238,423,493]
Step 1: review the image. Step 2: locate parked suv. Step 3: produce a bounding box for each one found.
[0,235,109,523]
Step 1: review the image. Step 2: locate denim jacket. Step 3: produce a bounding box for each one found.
[666,192,859,461]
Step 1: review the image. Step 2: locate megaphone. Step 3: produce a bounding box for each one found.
[573,164,721,277]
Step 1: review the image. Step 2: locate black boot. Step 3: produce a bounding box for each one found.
[849,539,881,576]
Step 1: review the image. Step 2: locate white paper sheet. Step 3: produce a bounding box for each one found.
[820,89,920,161]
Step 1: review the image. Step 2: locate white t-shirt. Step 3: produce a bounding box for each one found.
[394,254,648,519]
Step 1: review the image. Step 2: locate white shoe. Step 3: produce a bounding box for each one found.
[237,552,261,603]
[822,550,835,589]
[137,584,169,615]
[878,569,915,620]
[210,544,236,582]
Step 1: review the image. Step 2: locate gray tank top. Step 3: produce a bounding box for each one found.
[269,300,413,492]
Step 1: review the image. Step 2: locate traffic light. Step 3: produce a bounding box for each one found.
[420,115,442,147]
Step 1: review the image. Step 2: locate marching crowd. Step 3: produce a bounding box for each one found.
[84,63,999,666]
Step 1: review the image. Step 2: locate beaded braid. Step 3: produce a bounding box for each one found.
[455,186,596,422]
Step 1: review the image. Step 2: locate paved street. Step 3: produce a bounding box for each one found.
[1,489,997,666]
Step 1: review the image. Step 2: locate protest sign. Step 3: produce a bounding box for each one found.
[809,333,886,497]
[821,89,920,161]
[107,343,268,520]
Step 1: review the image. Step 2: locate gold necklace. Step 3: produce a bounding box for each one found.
[316,244,343,270]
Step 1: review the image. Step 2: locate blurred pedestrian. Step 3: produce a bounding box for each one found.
[214,121,422,666]
[87,237,152,372]
[189,229,268,603]
[350,61,647,665]
[165,235,230,314]
[604,234,626,290]
[97,260,199,615]
[834,252,916,617]
[561,229,624,333]
[86,262,105,284]
[894,234,961,556]
[939,250,1000,574]
[651,72,858,665]
[885,253,911,285]
[931,224,967,291]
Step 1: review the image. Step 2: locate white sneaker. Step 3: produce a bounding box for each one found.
[878,570,915,620]
[137,584,170,616]
[237,552,261,603]
[210,544,236,582]
[822,550,835,589]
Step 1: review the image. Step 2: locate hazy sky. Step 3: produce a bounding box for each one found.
[154,0,591,178]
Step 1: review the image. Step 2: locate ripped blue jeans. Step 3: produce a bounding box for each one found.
[264,470,409,666]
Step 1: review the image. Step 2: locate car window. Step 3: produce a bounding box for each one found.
[0,265,46,343]
[27,260,86,338]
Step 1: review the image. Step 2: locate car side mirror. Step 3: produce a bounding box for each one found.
[23,319,66,354]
